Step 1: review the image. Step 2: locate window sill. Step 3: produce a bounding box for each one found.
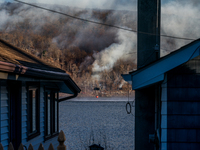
[45,132,59,141]
[27,132,41,141]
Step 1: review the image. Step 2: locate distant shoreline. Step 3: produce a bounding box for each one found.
[66,97,135,102]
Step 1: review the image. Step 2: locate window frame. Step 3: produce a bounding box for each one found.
[27,83,40,140]
[44,89,59,140]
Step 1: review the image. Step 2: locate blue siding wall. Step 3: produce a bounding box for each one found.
[21,83,27,145]
[0,81,59,149]
[0,80,9,150]
[167,57,200,149]
[23,85,59,150]
[161,77,167,150]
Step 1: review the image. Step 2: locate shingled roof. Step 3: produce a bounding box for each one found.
[0,39,65,73]
[0,38,81,94]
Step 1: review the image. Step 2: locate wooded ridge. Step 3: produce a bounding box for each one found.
[0,3,136,97]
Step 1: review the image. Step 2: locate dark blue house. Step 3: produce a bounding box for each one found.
[0,39,81,150]
[123,39,200,149]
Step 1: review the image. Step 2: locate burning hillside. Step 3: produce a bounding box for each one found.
[0,1,199,96]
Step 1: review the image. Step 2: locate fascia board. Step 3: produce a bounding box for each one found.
[121,74,131,81]
[132,73,164,89]
[131,42,200,90]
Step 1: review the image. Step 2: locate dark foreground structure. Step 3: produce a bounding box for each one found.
[122,0,200,149]
[123,39,200,149]
[0,39,80,150]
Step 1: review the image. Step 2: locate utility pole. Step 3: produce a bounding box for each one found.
[135,0,161,150]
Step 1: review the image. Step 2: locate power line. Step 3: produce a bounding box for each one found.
[14,0,196,41]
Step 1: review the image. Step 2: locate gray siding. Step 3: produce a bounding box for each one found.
[1,81,9,150]
[167,56,200,149]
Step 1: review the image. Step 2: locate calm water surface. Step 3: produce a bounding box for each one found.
[59,97,135,150]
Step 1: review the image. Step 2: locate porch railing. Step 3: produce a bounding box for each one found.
[0,130,66,150]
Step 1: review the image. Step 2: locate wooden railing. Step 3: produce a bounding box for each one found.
[0,130,66,150]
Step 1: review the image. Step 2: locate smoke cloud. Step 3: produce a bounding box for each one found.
[161,1,200,56]
[19,0,137,11]
[0,0,200,75]
[92,30,136,73]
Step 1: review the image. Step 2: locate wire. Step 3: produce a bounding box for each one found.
[14,0,196,41]
[139,51,156,68]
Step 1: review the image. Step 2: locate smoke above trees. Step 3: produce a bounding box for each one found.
[0,1,199,96]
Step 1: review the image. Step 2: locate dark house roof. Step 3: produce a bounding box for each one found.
[122,38,200,89]
[0,39,64,72]
[89,144,104,150]
[0,39,81,94]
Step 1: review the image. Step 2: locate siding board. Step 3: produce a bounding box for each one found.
[1,87,7,93]
[161,77,167,150]
[168,102,200,115]
[167,143,200,150]
[22,116,27,122]
[1,107,8,114]
[1,133,9,141]
[1,127,8,134]
[22,110,27,116]
[22,104,27,110]
[1,139,9,147]
[0,84,9,148]
[1,101,8,107]
[1,120,8,127]
[21,84,27,143]
[168,129,199,142]
[168,115,200,128]
[1,94,8,100]
[167,61,200,147]
[168,87,200,101]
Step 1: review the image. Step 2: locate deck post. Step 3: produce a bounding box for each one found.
[0,143,4,150]
[57,130,66,150]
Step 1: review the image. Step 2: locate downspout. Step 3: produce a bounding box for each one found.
[58,92,78,103]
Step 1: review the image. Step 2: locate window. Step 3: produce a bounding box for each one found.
[45,90,59,139]
[27,85,40,140]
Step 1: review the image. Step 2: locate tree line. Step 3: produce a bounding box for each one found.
[0,3,136,97]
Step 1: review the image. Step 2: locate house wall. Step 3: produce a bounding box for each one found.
[23,83,59,150]
[166,57,200,149]
[0,80,9,150]
[161,76,167,150]
[0,80,59,150]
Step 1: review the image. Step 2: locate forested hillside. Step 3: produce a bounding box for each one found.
[0,2,136,97]
[0,1,199,97]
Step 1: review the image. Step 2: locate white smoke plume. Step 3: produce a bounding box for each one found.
[91,0,200,77]
[19,0,137,11]
[161,1,200,56]
[0,0,200,74]
[92,30,136,73]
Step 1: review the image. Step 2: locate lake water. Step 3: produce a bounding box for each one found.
[59,97,135,150]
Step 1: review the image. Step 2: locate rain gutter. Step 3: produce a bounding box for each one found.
[0,61,81,100]
[57,92,78,103]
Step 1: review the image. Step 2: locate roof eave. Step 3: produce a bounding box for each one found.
[123,40,200,90]
[0,61,81,93]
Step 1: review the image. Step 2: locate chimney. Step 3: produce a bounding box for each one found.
[137,0,161,69]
